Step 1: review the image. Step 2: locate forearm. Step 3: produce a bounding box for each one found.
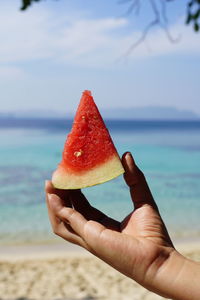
[160,250,200,300]
[172,253,200,300]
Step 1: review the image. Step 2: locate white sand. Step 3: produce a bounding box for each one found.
[0,241,200,300]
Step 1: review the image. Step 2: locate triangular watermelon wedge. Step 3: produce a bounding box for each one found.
[52,90,124,189]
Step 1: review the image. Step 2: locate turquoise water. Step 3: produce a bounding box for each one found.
[1,121,200,245]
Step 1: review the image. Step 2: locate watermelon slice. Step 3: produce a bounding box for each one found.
[52,90,124,189]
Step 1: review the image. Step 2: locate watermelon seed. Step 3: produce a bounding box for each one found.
[74,150,83,157]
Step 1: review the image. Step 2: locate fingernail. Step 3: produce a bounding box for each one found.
[127,152,133,160]
[47,193,51,201]
[48,194,61,211]
[47,193,56,208]
[127,152,132,157]
[127,152,136,166]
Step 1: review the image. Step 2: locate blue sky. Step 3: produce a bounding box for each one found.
[1,0,200,115]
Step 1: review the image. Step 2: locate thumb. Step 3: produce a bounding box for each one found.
[122,152,158,210]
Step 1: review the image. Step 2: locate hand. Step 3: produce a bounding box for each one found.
[45,152,200,300]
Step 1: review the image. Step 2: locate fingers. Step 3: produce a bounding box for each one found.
[70,191,120,231]
[45,180,72,207]
[45,180,72,235]
[48,194,135,270]
[122,152,158,210]
[45,180,120,246]
[45,181,62,230]
[47,193,89,249]
[45,181,87,247]
[69,190,92,215]
[45,181,140,274]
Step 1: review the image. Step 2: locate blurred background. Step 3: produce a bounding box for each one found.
[1,1,200,300]
[1,0,200,253]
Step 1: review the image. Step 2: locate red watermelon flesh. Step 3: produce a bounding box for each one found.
[52,90,124,189]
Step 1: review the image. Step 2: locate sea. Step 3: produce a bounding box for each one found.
[1,118,200,246]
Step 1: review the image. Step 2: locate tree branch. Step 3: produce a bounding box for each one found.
[185,0,200,31]
[159,0,168,24]
[118,0,141,16]
[21,0,43,10]
[121,0,180,57]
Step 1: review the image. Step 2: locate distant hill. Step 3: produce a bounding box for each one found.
[0,106,199,120]
[100,106,199,120]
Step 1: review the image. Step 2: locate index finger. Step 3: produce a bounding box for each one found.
[70,190,120,231]
[45,180,72,227]
[45,180,71,205]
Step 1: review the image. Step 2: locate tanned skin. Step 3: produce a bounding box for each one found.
[45,152,200,300]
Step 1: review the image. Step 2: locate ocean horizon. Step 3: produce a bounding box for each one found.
[1,118,200,246]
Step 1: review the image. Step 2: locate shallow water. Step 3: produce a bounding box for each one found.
[1,120,200,245]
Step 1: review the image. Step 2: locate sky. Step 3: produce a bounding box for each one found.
[1,0,200,116]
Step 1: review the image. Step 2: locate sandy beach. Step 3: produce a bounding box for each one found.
[0,240,200,300]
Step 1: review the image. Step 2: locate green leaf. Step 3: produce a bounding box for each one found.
[21,0,31,10]
[188,1,194,7]
[21,0,41,10]
[194,22,199,31]
[193,9,200,20]
[186,13,192,24]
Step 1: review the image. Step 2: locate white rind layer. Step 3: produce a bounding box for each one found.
[52,155,124,189]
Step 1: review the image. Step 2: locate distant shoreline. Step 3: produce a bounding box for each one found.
[0,234,200,259]
[1,117,200,132]
[0,237,200,260]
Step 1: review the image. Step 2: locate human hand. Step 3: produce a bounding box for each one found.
[45,152,200,300]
